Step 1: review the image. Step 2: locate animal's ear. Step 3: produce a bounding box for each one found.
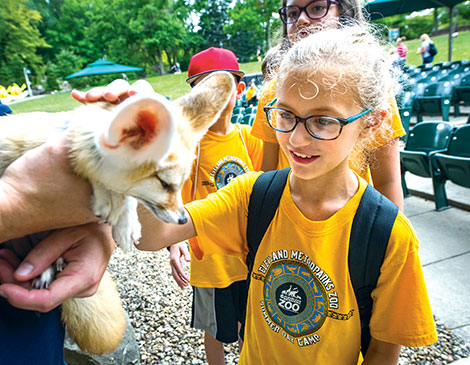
[174,71,235,140]
[100,93,175,163]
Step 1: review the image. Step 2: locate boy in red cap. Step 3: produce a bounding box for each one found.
[169,47,263,364]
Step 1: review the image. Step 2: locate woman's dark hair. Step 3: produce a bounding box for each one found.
[281,0,366,37]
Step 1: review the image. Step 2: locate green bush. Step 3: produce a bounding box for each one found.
[401,15,435,39]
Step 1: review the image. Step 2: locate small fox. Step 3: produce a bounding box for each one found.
[0,71,235,355]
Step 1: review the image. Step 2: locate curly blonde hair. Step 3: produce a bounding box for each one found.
[275,23,401,174]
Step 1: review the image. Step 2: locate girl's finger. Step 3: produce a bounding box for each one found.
[129,80,155,96]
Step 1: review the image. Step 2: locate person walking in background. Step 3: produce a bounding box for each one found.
[395,37,408,68]
[418,33,436,64]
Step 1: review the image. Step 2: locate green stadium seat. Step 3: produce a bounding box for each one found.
[400,121,453,210]
[430,125,470,209]
[233,106,245,115]
[397,90,415,137]
[240,114,256,126]
[244,106,257,115]
[415,81,454,122]
[231,113,243,124]
[453,75,470,117]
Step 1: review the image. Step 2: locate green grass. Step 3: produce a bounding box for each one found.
[403,30,470,66]
[10,61,264,114]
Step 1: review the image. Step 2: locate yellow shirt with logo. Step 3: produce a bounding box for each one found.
[250,80,406,183]
[183,124,263,287]
[186,171,437,364]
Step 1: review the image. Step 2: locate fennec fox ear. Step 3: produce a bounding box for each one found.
[101,93,175,163]
[175,71,235,140]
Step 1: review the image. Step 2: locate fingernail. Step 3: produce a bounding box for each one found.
[0,289,7,299]
[16,262,34,278]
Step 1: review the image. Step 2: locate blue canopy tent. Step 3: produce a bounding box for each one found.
[364,0,467,61]
[65,59,143,79]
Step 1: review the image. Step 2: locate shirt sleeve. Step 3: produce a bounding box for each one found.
[185,171,262,260]
[250,80,278,144]
[242,126,264,171]
[369,214,438,347]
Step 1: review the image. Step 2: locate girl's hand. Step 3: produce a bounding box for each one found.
[71,79,155,105]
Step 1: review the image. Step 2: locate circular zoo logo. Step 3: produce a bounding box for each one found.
[214,161,246,189]
[263,260,328,337]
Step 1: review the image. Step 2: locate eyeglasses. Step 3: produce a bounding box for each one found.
[264,100,371,141]
[278,0,340,25]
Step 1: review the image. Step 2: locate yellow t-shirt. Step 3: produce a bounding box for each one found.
[186,172,437,364]
[250,80,406,183]
[246,86,258,101]
[183,124,263,287]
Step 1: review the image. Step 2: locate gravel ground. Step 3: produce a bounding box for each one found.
[108,248,470,365]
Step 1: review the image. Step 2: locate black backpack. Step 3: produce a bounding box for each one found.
[245,168,399,356]
[428,42,438,57]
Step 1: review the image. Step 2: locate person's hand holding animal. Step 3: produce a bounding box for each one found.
[0,135,98,242]
[0,223,114,312]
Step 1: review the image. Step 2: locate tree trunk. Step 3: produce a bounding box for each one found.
[155,50,165,75]
[448,7,459,62]
[265,19,271,50]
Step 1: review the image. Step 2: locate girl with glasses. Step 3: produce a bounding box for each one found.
[138,25,437,364]
[251,0,406,211]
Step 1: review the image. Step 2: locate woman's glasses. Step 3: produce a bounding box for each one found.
[264,102,371,141]
[278,0,340,24]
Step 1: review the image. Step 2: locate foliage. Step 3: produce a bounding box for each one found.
[0,0,49,85]
[6,0,470,94]
[45,49,85,91]
[193,0,232,48]
[228,0,281,54]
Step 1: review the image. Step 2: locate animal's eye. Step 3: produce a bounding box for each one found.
[156,175,172,191]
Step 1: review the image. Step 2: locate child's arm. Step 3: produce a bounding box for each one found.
[362,338,401,364]
[261,141,280,171]
[369,138,404,211]
[137,205,196,252]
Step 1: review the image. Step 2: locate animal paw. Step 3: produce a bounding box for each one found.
[55,257,66,272]
[112,222,141,252]
[32,266,55,289]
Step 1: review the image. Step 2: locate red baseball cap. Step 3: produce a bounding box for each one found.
[186,47,245,86]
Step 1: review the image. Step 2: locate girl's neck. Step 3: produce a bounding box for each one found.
[289,165,359,221]
[209,113,233,135]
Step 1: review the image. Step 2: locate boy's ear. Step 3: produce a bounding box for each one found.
[236,81,246,98]
[100,94,175,163]
[174,71,235,139]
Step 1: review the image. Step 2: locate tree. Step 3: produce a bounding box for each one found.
[128,0,187,75]
[193,0,232,48]
[0,0,49,85]
[228,0,281,57]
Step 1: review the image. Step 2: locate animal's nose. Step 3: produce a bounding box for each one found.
[178,216,188,225]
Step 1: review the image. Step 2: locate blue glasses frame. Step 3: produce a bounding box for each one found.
[264,98,372,141]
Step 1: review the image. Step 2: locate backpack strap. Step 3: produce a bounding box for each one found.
[246,168,291,273]
[348,184,399,357]
[241,168,290,340]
